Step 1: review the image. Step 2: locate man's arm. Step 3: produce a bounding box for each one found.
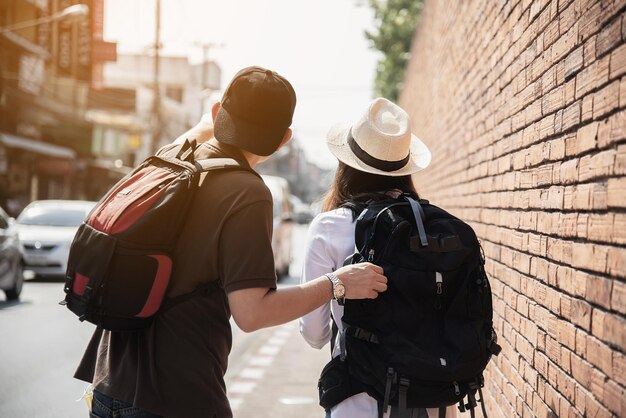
[228,263,386,332]
[172,113,214,145]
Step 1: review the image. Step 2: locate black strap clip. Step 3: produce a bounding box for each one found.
[349,326,380,344]
[396,377,411,418]
[380,367,396,418]
[176,139,198,163]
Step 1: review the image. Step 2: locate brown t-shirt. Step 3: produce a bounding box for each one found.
[74,140,277,418]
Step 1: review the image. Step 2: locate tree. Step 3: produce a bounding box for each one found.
[365,0,423,101]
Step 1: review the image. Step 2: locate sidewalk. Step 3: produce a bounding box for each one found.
[224,224,331,417]
[226,320,329,418]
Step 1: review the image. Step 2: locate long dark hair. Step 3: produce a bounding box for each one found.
[322,162,419,219]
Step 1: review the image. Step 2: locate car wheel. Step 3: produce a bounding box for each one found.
[4,260,24,301]
[276,264,290,280]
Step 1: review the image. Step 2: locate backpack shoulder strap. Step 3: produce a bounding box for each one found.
[194,157,262,187]
[403,195,428,247]
[195,157,241,172]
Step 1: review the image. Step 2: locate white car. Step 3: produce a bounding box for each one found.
[262,175,294,279]
[16,200,96,277]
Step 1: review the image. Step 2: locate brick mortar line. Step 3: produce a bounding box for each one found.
[455,3,626,124]
[476,2,556,99]
[480,233,625,282]
[417,60,626,181]
[418,182,604,203]
[449,207,626,218]
[489,294,625,388]
[488,344,581,416]
[417,199,624,214]
[463,79,624,159]
[459,209,626,232]
[419,138,626,192]
[489,292,625,414]
[466,217,626,249]
[419,125,626,190]
[485,253,624,319]
[488,257,621,339]
[471,213,626,239]
[423,175,624,202]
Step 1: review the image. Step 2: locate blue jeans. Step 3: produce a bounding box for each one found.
[90,390,164,418]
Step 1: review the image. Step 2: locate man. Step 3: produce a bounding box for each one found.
[75,66,387,418]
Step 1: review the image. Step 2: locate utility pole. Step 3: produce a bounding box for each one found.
[150,0,161,155]
[195,42,222,116]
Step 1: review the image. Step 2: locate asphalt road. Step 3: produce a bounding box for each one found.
[0,279,95,418]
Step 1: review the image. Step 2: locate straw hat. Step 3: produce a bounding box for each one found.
[326,98,431,176]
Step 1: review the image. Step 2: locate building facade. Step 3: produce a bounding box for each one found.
[401,0,625,416]
[0,0,120,214]
[90,53,220,165]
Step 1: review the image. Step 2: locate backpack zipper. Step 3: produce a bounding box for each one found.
[435,272,443,310]
[436,272,443,294]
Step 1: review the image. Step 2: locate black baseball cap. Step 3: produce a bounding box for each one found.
[214,66,297,156]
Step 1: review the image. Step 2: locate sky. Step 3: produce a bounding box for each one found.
[104,0,380,168]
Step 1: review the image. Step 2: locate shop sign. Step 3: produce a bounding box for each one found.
[18,55,45,95]
[57,0,92,81]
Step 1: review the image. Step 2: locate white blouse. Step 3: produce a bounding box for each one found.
[299,208,458,418]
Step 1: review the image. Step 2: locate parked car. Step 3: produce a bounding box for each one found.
[16,200,96,278]
[0,206,23,300]
[262,175,294,278]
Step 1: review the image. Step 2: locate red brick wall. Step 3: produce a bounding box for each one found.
[400,1,626,416]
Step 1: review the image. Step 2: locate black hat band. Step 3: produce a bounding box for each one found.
[347,131,410,172]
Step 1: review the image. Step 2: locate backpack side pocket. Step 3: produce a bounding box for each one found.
[318,356,364,410]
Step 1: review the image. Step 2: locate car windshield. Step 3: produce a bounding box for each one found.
[18,207,88,227]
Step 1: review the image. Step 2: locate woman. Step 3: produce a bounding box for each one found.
[299,98,458,418]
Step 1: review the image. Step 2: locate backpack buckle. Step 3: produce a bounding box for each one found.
[381,367,396,415]
[82,285,94,301]
[397,377,411,415]
[176,139,198,163]
[351,327,380,344]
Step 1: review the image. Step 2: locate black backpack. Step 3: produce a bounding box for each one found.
[318,194,501,418]
[61,140,246,331]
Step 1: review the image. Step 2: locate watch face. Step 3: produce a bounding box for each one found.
[334,284,346,299]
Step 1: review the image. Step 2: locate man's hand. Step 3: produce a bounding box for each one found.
[173,113,214,145]
[228,263,387,333]
[334,262,387,299]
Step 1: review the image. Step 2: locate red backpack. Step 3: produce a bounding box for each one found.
[61,140,245,331]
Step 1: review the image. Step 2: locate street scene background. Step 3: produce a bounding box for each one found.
[1,0,625,417]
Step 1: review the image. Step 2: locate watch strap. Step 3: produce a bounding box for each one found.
[325,272,345,304]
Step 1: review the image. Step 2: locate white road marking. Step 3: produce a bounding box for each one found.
[249,355,275,367]
[258,344,281,356]
[268,336,288,345]
[228,323,297,414]
[239,367,265,380]
[228,381,256,394]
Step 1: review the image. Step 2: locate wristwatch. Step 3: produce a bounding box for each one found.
[325,272,345,305]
